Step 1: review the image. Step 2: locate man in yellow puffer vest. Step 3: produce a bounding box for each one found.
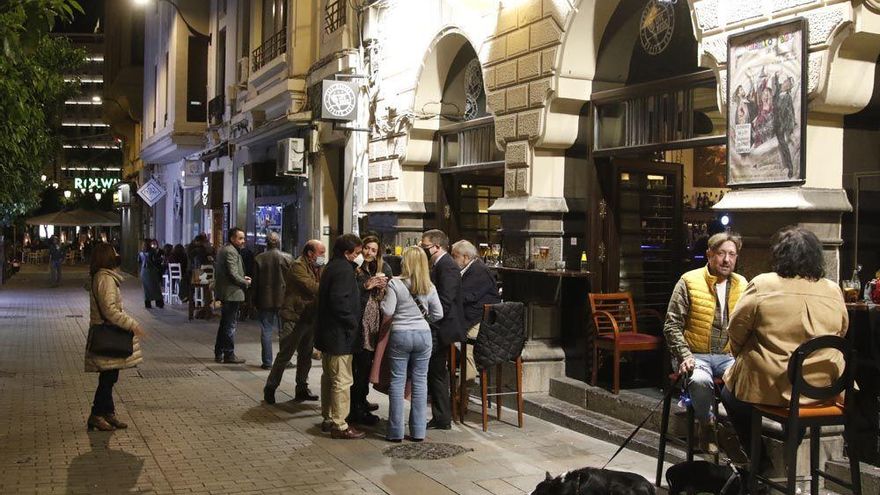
[663,232,747,451]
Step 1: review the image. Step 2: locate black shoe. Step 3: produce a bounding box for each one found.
[214,354,223,363]
[156,300,164,308]
[321,420,333,433]
[366,402,379,412]
[347,412,379,426]
[294,388,318,402]
[260,364,271,370]
[223,354,245,364]
[263,386,276,405]
[145,301,152,309]
[716,423,749,465]
[426,419,451,430]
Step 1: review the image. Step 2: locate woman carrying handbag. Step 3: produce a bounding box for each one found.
[379,246,443,442]
[85,243,146,431]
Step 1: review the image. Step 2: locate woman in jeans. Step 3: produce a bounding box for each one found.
[85,243,145,431]
[380,246,443,442]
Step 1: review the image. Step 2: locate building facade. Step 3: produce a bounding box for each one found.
[136,0,880,391]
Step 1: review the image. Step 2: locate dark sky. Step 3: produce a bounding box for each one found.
[53,0,105,34]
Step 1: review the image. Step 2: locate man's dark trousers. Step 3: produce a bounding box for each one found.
[215,301,241,357]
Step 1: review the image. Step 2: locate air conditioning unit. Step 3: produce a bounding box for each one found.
[237,57,249,86]
[276,138,307,177]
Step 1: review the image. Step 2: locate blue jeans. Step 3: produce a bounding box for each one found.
[214,301,241,357]
[50,260,62,286]
[688,353,734,422]
[387,329,432,441]
[259,310,279,367]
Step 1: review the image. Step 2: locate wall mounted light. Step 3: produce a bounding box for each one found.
[95,192,102,201]
[64,190,72,199]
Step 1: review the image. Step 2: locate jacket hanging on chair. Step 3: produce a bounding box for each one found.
[474,302,525,371]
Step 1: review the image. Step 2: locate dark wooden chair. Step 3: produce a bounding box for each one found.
[748,335,861,495]
[588,292,663,394]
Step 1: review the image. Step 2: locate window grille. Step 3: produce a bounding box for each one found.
[252,28,287,72]
[324,0,345,35]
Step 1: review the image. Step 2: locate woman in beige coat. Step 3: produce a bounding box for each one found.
[719,226,848,459]
[86,243,145,431]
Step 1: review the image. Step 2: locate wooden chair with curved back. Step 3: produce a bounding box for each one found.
[588,292,664,394]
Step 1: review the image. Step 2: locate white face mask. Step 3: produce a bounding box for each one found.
[314,255,326,267]
[353,253,364,267]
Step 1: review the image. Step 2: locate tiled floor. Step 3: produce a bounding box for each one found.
[0,264,668,494]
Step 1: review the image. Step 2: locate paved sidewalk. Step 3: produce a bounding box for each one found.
[0,265,668,494]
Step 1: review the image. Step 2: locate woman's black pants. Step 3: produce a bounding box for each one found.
[91,369,119,416]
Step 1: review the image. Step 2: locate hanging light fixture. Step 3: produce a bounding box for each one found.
[94,192,102,201]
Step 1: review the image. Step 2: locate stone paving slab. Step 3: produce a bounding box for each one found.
[1,265,669,494]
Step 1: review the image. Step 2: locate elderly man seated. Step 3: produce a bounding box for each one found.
[451,240,501,381]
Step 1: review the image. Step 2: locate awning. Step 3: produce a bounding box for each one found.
[25,209,120,227]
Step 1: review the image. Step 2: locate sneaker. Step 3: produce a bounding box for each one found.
[331,427,366,440]
[223,354,246,364]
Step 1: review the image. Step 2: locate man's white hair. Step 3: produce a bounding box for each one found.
[451,239,477,259]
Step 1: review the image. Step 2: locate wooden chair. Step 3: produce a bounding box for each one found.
[748,335,861,495]
[588,292,663,394]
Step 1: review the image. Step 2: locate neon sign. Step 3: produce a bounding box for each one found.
[73,177,120,192]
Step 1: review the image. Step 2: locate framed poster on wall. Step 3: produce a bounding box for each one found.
[726,18,807,187]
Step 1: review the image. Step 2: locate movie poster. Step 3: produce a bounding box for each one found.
[727,19,806,186]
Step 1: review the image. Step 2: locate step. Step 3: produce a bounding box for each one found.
[523,392,689,466]
[824,460,880,495]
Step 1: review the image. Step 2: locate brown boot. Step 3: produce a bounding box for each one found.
[103,414,128,429]
[87,414,115,431]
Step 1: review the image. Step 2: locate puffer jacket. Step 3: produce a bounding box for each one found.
[84,269,143,372]
[473,302,525,371]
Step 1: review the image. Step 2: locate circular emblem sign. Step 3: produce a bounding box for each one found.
[639,0,675,56]
[323,82,357,119]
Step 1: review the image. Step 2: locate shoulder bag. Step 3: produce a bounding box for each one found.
[404,280,430,321]
[87,276,134,358]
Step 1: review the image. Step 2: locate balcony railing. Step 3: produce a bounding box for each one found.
[208,94,225,125]
[252,28,287,73]
[324,1,345,34]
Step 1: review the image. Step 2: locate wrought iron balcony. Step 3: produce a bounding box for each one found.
[252,28,287,73]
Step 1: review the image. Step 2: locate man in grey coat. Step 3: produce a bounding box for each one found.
[214,228,251,364]
[253,232,292,369]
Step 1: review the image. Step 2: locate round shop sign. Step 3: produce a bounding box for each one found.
[322,81,357,120]
[639,0,675,56]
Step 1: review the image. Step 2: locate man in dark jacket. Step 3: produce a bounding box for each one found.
[264,239,325,404]
[252,232,292,369]
[420,229,465,430]
[213,228,251,364]
[315,234,365,439]
[451,239,501,381]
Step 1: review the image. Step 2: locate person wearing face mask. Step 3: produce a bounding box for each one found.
[263,240,326,404]
[451,240,500,382]
[419,229,465,430]
[315,234,366,439]
[348,235,392,426]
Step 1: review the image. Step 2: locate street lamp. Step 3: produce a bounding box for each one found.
[133,0,211,42]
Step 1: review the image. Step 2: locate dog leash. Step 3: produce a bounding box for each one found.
[600,373,686,470]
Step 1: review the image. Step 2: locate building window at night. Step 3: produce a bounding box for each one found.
[324,0,345,35]
[187,37,208,123]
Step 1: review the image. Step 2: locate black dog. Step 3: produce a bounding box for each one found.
[666,460,742,495]
[530,467,655,495]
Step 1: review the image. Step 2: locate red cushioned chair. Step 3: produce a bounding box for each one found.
[588,292,663,394]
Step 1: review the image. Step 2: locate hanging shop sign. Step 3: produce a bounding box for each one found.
[184,160,204,188]
[320,79,358,121]
[137,178,167,207]
[74,177,120,192]
[113,183,132,207]
[726,18,807,187]
[201,176,210,206]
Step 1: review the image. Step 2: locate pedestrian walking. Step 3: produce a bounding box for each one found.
[263,240,326,404]
[419,229,465,430]
[348,235,392,426]
[252,232,292,369]
[138,240,164,308]
[48,235,65,287]
[316,234,365,439]
[451,239,500,382]
[213,228,251,364]
[85,243,145,431]
[381,246,443,442]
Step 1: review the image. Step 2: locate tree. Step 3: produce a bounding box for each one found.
[0,0,85,225]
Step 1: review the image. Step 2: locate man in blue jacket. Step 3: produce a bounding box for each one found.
[315,234,365,439]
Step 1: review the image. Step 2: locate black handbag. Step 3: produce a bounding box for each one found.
[87,276,134,358]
